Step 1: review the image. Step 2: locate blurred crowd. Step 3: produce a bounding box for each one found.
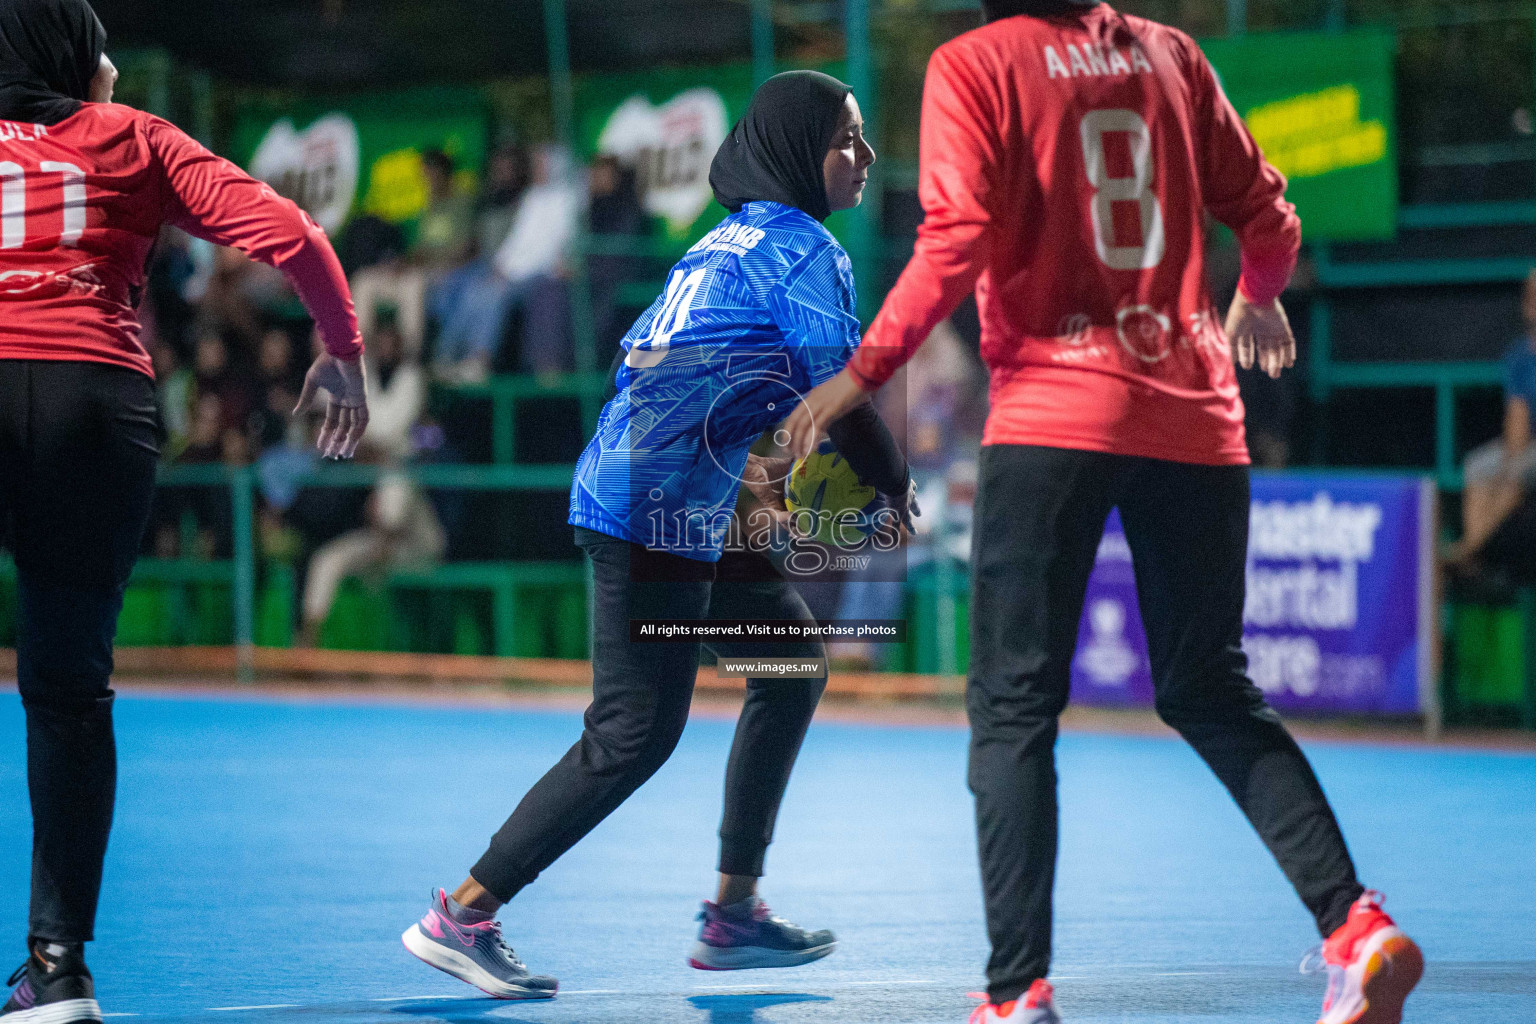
[139,142,652,641]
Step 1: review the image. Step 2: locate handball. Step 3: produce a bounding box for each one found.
[783,439,889,546]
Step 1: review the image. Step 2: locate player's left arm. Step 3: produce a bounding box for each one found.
[1187,37,1302,378]
[144,116,368,455]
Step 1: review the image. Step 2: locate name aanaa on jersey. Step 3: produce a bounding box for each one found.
[1043,43,1153,80]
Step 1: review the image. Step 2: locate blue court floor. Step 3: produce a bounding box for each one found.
[1,690,1533,1023]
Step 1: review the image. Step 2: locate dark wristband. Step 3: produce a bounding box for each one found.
[826,401,910,498]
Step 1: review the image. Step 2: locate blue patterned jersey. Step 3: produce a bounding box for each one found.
[569,201,859,560]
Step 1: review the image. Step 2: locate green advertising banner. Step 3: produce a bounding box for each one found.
[574,62,854,247]
[1202,30,1398,241]
[575,63,748,243]
[229,88,489,237]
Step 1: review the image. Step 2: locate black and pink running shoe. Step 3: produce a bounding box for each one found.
[401,890,558,1000]
[1,942,101,1024]
[687,896,836,971]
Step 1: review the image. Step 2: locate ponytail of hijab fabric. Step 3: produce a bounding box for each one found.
[709,70,852,224]
[0,0,107,126]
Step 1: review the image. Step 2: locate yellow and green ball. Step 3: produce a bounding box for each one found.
[784,440,887,546]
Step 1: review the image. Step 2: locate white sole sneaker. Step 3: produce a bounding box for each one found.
[401,925,556,1000]
[687,939,836,971]
[0,1000,103,1024]
[1319,927,1424,1024]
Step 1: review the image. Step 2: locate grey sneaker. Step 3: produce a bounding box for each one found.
[687,896,836,970]
[401,890,558,1000]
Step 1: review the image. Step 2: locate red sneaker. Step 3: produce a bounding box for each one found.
[968,980,1061,1024]
[1313,891,1423,1024]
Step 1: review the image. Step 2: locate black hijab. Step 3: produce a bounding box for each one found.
[982,0,1099,21]
[709,70,851,224]
[0,0,106,126]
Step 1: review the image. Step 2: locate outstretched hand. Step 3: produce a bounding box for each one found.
[782,367,870,460]
[1225,292,1296,379]
[295,352,370,459]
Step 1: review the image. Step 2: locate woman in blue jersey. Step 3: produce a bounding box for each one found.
[401,72,906,996]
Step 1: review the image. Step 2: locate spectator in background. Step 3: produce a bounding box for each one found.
[156,392,238,560]
[296,472,446,648]
[415,148,475,276]
[433,145,580,382]
[421,144,530,360]
[347,149,472,363]
[348,216,427,359]
[178,394,223,465]
[358,318,427,462]
[247,328,303,448]
[198,246,267,347]
[1453,268,1536,565]
[152,340,195,461]
[191,328,255,434]
[145,224,201,354]
[474,144,530,266]
[586,153,650,347]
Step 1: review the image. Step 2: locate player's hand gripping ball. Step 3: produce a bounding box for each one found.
[784,439,889,546]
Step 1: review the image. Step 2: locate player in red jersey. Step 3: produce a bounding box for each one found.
[785,3,1422,1023]
[0,3,367,1021]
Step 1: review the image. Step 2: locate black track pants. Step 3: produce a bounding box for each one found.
[966,444,1364,1004]
[470,528,827,900]
[0,360,159,944]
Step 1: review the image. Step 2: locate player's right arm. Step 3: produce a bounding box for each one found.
[844,42,999,393]
[784,43,998,455]
[1187,39,1302,378]
[142,115,369,457]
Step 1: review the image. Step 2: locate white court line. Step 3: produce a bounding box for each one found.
[369,995,454,1002]
[208,1005,299,1012]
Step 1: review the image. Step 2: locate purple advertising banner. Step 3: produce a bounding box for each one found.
[1070,474,1435,717]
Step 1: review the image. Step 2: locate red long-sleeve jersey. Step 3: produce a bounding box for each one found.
[848,5,1300,465]
[0,103,361,378]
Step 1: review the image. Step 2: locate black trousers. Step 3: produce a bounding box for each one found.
[0,360,160,944]
[967,445,1363,1003]
[470,528,828,900]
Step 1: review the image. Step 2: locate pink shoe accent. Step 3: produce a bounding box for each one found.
[423,889,493,948]
[698,899,770,948]
[1022,980,1054,1009]
[967,980,1054,1023]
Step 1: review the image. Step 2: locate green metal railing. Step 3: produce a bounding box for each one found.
[151,461,582,680]
[438,372,609,464]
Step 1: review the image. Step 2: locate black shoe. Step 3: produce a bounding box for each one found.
[1,942,101,1023]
